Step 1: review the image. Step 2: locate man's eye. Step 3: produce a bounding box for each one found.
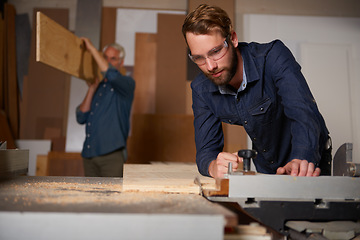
[192,56,204,61]
[209,47,222,56]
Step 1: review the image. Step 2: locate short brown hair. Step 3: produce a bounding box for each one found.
[182,4,233,40]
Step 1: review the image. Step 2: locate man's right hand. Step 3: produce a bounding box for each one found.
[208,152,242,178]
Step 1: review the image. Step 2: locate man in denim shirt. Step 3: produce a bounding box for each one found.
[182,4,331,178]
[76,38,135,177]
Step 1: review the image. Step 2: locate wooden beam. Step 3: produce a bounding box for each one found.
[4,3,19,139]
[36,11,100,83]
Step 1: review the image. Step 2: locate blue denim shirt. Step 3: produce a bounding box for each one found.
[76,67,135,158]
[191,40,329,176]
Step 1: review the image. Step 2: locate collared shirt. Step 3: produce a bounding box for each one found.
[191,40,329,177]
[76,67,135,158]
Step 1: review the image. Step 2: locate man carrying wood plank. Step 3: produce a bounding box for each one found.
[76,38,135,177]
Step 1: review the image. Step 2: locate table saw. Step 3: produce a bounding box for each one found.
[1,144,359,239]
[203,144,360,239]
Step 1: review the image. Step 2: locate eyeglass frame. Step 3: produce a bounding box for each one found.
[188,39,229,66]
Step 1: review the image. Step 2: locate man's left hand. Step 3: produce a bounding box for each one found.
[276,159,320,177]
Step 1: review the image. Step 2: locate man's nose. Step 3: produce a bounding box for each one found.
[205,58,217,71]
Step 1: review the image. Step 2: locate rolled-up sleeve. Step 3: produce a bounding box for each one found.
[76,106,89,125]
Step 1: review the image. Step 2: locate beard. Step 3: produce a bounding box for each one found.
[205,43,238,86]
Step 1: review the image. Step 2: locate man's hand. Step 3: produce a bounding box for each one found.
[276,159,321,177]
[208,152,242,178]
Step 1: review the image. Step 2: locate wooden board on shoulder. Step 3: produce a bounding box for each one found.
[36,11,101,83]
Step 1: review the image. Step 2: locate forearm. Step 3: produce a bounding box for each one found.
[79,87,96,112]
[82,37,108,72]
[87,44,108,72]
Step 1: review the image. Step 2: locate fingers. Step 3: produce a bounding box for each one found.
[313,167,321,177]
[209,152,241,178]
[276,167,285,175]
[287,159,320,177]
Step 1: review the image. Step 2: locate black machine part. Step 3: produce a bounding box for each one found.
[238,149,257,172]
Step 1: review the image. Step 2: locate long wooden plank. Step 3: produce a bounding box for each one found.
[0,13,4,110]
[126,114,196,164]
[123,163,216,194]
[4,3,19,139]
[156,13,187,114]
[132,33,157,114]
[36,11,100,83]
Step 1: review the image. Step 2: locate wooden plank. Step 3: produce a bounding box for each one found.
[47,151,84,176]
[156,13,187,114]
[123,163,216,194]
[0,13,4,110]
[36,11,100,83]
[100,7,117,50]
[127,114,196,164]
[21,8,70,140]
[132,33,157,114]
[4,3,19,139]
[36,155,48,176]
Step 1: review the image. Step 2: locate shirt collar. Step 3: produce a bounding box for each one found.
[218,61,247,95]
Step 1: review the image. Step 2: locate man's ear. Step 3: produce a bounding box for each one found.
[230,31,238,48]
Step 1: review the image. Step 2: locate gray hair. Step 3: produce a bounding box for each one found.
[102,43,126,60]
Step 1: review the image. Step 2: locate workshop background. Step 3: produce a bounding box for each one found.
[1,0,360,176]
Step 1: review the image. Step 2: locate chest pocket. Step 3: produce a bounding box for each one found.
[248,98,273,124]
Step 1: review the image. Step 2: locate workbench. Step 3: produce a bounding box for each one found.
[0,176,237,240]
[1,162,278,240]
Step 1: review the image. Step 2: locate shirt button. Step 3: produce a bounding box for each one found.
[87,145,90,149]
[244,120,248,125]
[260,107,264,111]
[87,134,90,137]
[88,122,91,126]
[111,88,114,92]
[90,112,93,115]
[228,120,232,124]
[270,161,274,164]
[95,103,99,106]
[263,149,267,152]
[253,137,257,141]
[103,84,106,88]
[99,93,102,97]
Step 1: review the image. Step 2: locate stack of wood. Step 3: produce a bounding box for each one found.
[0,141,29,176]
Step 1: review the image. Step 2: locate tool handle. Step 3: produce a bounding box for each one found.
[238,149,257,172]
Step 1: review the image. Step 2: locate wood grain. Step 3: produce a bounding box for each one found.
[123,163,216,194]
[132,33,157,114]
[36,11,100,83]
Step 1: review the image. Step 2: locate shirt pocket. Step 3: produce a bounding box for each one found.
[248,98,273,124]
